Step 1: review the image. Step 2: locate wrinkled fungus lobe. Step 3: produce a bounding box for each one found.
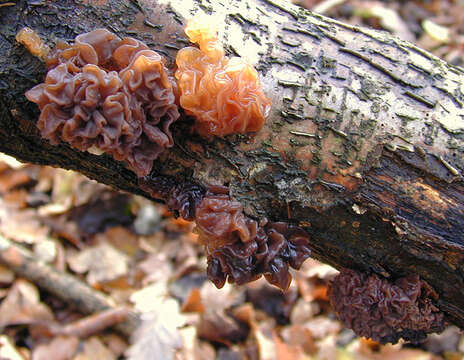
[175,18,271,137]
[195,187,312,290]
[25,29,179,177]
[139,174,206,221]
[139,176,312,290]
[328,268,445,344]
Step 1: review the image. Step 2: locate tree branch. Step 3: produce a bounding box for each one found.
[0,0,463,328]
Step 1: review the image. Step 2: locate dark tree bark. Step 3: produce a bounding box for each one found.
[1,0,464,328]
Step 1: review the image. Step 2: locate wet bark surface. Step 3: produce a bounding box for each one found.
[0,0,463,327]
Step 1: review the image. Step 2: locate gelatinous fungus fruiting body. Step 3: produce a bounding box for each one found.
[25,29,179,177]
[328,268,445,344]
[16,27,50,59]
[139,174,206,221]
[175,17,272,138]
[195,186,312,290]
[140,175,312,290]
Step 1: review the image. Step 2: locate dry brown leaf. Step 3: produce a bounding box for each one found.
[34,166,56,193]
[0,154,26,169]
[0,203,49,244]
[0,335,26,360]
[0,263,14,284]
[32,336,79,360]
[273,331,304,360]
[176,326,216,360]
[459,334,464,352]
[303,316,342,340]
[0,279,54,327]
[311,284,329,301]
[232,303,256,329]
[102,334,128,358]
[290,298,320,325]
[316,334,338,360]
[126,300,185,360]
[197,310,248,346]
[44,216,81,247]
[138,253,173,286]
[181,288,205,313]
[73,337,115,360]
[164,217,195,234]
[130,282,168,313]
[133,203,162,236]
[95,226,138,256]
[299,259,339,280]
[199,281,244,313]
[0,169,32,193]
[3,189,29,208]
[67,243,129,286]
[246,282,298,325]
[170,237,202,276]
[281,325,317,355]
[254,321,277,360]
[33,238,57,264]
[346,339,442,360]
[0,288,9,299]
[138,232,166,253]
[38,169,105,215]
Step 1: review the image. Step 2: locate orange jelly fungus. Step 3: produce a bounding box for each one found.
[16,27,49,59]
[175,18,271,137]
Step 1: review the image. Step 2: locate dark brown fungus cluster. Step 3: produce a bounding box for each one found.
[25,29,179,177]
[139,176,312,290]
[195,187,312,290]
[139,175,206,221]
[328,268,445,344]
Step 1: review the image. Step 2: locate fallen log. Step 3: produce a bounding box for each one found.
[0,0,463,333]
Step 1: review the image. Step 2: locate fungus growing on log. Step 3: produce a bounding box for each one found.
[175,18,271,137]
[195,186,312,290]
[139,174,206,221]
[25,29,179,177]
[139,176,312,290]
[328,268,445,344]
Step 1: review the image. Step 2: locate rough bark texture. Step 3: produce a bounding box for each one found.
[0,0,463,328]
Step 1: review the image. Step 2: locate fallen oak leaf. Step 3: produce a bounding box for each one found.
[0,203,49,244]
[67,242,129,286]
[181,288,205,314]
[197,309,249,346]
[126,299,186,360]
[0,279,54,328]
[73,336,116,360]
[32,335,79,360]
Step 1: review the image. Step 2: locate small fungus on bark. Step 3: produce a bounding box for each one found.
[25,29,179,177]
[16,27,50,59]
[328,268,445,344]
[175,17,272,138]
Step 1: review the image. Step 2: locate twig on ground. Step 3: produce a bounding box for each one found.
[36,307,130,338]
[0,235,139,337]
